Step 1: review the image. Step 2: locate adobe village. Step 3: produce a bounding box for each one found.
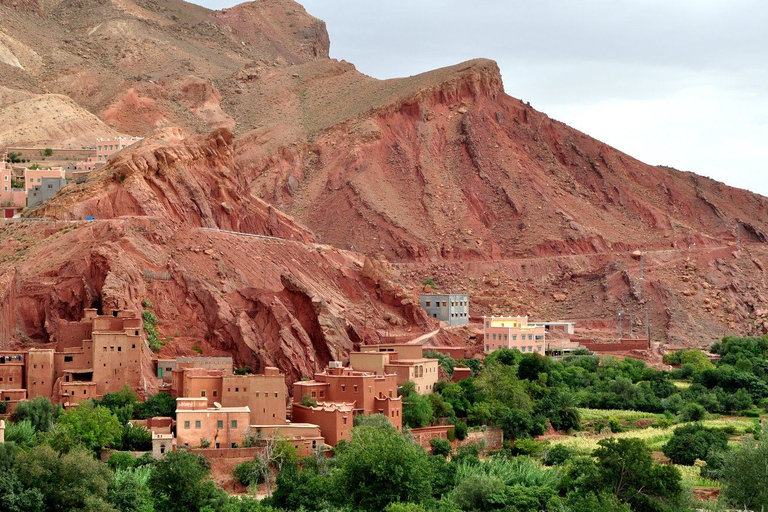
[1,0,768,510]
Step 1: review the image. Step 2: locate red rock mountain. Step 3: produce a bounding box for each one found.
[1,0,767,374]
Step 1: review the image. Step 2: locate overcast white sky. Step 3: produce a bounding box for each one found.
[192,0,768,197]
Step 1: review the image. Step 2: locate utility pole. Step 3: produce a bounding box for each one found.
[618,311,623,340]
[645,309,650,339]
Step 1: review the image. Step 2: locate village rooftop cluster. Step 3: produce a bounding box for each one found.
[0,137,141,217]
[0,292,652,460]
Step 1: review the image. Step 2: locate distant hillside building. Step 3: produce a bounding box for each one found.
[354,343,440,395]
[23,167,65,192]
[420,294,469,326]
[96,137,142,163]
[483,316,546,355]
[27,177,66,208]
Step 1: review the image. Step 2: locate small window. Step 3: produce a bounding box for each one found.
[235,387,239,392]
[64,356,73,363]
[117,346,122,352]
[342,417,347,425]
[231,420,238,428]
[195,420,201,429]
[274,392,278,398]
[217,420,223,429]
[213,390,218,397]
[201,390,206,397]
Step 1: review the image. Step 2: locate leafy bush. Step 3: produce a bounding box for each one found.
[430,437,452,457]
[662,423,729,465]
[5,420,36,447]
[454,420,468,441]
[108,451,137,471]
[142,310,161,352]
[233,459,267,487]
[542,444,575,466]
[680,402,707,421]
[12,396,60,432]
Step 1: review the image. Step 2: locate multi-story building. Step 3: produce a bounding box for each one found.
[420,294,470,326]
[293,366,402,425]
[355,343,440,394]
[290,402,354,446]
[95,137,142,163]
[27,177,67,208]
[171,366,288,426]
[1,161,27,217]
[54,310,144,405]
[175,397,251,449]
[292,364,403,444]
[483,316,546,355]
[0,310,147,407]
[23,167,65,192]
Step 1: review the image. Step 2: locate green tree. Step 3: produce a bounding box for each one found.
[135,392,176,419]
[721,438,768,510]
[429,437,452,457]
[354,413,397,431]
[662,423,729,465]
[5,420,36,447]
[592,438,682,511]
[0,470,45,512]
[95,386,138,425]
[232,459,267,487]
[147,450,226,512]
[12,396,60,432]
[56,401,123,453]
[399,380,417,397]
[334,426,433,511]
[402,393,434,428]
[16,445,114,511]
[43,148,53,157]
[109,466,155,512]
[122,424,152,451]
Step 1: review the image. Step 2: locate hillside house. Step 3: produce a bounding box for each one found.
[355,343,440,394]
[96,136,142,163]
[420,293,470,326]
[483,316,546,355]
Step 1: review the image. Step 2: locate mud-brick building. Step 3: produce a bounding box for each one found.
[354,343,440,394]
[54,310,144,405]
[483,315,546,355]
[291,401,354,446]
[420,293,470,326]
[175,398,250,449]
[249,423,325,455]
[157,356,233,383]
[0,352,25,389]
[95,136,142,163]
[172,366,288,426]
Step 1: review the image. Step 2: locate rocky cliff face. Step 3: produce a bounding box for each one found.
[1,129,434,383]
[1,0,767,366]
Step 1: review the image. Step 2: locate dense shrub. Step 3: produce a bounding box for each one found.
[662,423,729,465]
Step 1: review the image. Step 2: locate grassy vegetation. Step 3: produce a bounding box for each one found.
[549,418,755,454]
[675,464,723,488]
[578,408,663,421]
